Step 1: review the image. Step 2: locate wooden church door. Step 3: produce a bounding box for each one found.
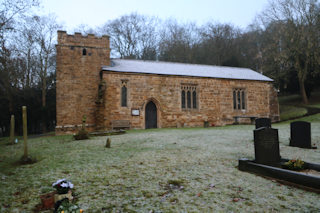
[145,101,157,129]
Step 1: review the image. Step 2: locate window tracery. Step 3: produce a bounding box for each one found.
[181,84,197,109]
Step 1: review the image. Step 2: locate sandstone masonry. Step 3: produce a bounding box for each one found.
[56,32,279,134]
[56,31,110,134]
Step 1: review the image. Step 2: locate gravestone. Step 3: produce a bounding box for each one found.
[290,121,312,148]
[255,118,271,129]
[254,127,280,166]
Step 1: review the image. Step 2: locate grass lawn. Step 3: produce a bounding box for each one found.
[279,90,320,121]
[1,115,320,212]
[279,105,308,121]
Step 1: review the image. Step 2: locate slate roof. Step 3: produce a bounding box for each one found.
[101,59,273,82]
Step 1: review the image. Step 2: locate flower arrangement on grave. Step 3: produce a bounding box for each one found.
[52,179,83,213]
[283,159,305,171]
[52,179,74,194]
[55,198,83,213]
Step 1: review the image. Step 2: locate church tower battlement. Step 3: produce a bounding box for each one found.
[55,31,110,134]
[57,31,110,49]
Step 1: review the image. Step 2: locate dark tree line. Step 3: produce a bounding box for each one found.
[98,0,320,103]
[0,0,59,136]
[0,0,319,136]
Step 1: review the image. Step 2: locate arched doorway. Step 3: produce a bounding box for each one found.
[145,101,157,129]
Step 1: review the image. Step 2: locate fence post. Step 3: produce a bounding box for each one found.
[22,106,28,158]
[10,115,15,144]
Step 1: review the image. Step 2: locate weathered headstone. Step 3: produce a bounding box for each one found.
[254,127,280,166]
[290,121,312,148]
[255,117,271,129]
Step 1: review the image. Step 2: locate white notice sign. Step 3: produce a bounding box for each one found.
[132,109,140,116]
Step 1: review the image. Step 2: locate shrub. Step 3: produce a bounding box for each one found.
[73,129,89,140]
[55,198,81,213]
[74,115,89,140]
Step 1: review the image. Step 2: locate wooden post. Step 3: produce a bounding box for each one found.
[106,138,111,148]
[22,106,28,158]
[10,115,15,144]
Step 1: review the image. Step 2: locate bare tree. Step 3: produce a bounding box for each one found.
[244,21,293,90]
[158,20,200,63]
[11,16,40,89]
[31,15,60,132]
[236,26,264,72]
[0,0,39,35]
[0,0,39,115]
[199,23,241,66]
[73,24,98,35]
[100,13,159,59]
[259,0,320,104]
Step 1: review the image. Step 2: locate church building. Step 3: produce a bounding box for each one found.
[55,31,279,134]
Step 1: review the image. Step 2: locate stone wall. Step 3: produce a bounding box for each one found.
[55,31,110,134]
[269,86,280,122]
[100,71,279,129]
[55,31,280,134]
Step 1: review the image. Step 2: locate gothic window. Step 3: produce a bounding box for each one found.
[237,90,241,109]
[181,84,197,110]
[121,80,128,107]
[233,88,246,110]
[233,90,237,109]
[181,90,186,108]
[192,90,197,109]
[241,90,245,109]
[82,48,87,55]
[187,91,191,108]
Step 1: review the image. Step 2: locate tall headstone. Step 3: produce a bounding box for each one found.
[254,127,280,166]
[255,118,271,129]
[290,121,311,148]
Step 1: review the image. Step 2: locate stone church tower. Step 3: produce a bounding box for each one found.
[55,31,110,134]
[56,31,279,134]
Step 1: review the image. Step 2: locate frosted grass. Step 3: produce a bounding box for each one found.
[0,119,319,212]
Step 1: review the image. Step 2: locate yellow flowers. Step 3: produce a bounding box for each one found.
[284,159,305,171]
[60,208,83,213]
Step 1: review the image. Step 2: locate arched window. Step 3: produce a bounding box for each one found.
[187,91,191,108]
[181,84,198,110]
[233,91,237,109]
[121,85,127,107]
[237,91,241,109]
[82,48,87,56]
[192,90,197,109]
[181,90,186,108]
[241,91,245,109]
[233,88,246,110]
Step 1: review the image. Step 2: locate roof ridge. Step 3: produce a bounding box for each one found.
[103,59,272,82]
[111,58,252,71]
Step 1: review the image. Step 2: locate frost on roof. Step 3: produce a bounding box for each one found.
[102,59,273,82]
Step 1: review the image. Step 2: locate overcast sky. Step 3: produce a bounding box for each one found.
[38,0,270,32]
